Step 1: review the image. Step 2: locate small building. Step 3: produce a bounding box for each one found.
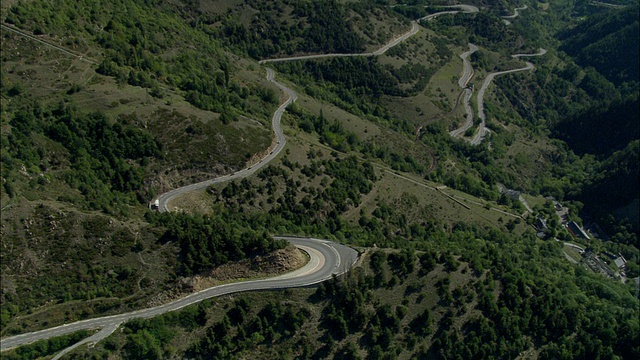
[151,199,160,210]
[536,217,549,238]
[505,189,521,201]
[536,217,549,233]
[614,255,627,270]
[497,183,522,201]
[567,221,591,240]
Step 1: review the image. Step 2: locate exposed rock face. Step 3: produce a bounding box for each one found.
[146,245,307,306]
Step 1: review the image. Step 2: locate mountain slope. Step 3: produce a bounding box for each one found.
[558,4,640,86]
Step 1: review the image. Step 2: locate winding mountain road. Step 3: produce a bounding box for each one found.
[0,237,358,352]
[512,48,547,58]
[502,5,528,25]
[503,4,528,19]
[470,48,546,145]
[259,5,478,64]
[451,46,546,144]
[589,1,624,8]
[2,4,534,355]
[0,69,352,354]
[450,43,478,138]
[418,4,479,22]
[457,43,479,89]
[155,68,296,212]
[258,22,420,64]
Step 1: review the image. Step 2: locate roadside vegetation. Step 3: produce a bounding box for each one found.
[2,330,94,360]
[0,0,637,358]
[75,229,638,359]
[0,0,280,335]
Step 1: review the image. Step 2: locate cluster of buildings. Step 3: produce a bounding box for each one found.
[493,188,631,281]
[534,199,630,281]
[583,251,628,279]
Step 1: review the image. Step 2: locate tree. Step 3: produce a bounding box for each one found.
[125,330,163,359]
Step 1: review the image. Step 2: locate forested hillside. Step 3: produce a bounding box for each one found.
[551,3,639,158]
[64,217,640,359]
[1,0,638,359]
[217,0,367,58]
[2,101,159,213]
[557,3,639,86]
[189,0,407,59]
[0,0,286,336]
[495,1,639,238]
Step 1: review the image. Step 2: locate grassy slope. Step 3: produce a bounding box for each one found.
[0,0,637,357]
[69,238,638,359]
[0,0,411,333]
[0,0,586,322]
[0,0,274,334]
[180,128,529,240]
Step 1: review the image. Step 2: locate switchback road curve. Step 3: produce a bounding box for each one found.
[502,5,528,25]
[449,43,479,138]
[0,238,358,352]
[1,70,356,354]
[155,68,296,213]
[3,2,485,206]
[0,4,500,354]
[503,4,529,19]
[471,48,547,145]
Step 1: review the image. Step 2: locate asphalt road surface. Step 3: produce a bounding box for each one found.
[471,64,533,145]
[471,49,546,145]
[502,5,528,25]
[257,21,418,64]
[450,43,478,138]
[158,5,479,210]
[502,5,528,19]
[1,3,525,354]
[259,5,478,64]
[154,68,296,213]
[457,43,478,89]
[0,70,357,354]
[418,5,478,22]
[259,22,420,63]
[449,88,475,138]
[0,238,357,352]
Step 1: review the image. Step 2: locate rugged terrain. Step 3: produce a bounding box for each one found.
[1,0,638,359]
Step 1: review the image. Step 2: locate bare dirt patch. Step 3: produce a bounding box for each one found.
[147,245,308,306]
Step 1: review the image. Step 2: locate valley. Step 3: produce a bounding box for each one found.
[0,0,638,359]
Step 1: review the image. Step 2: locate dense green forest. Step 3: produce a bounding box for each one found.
[550,4,639,157]
[72,223,639,359]
[493,2,639,238]
[1,0,638,358]
[0,93,280,327]
[206,157,379,242]
[217,0,368,59]
[557,3,639,86]
[1,0,278,334]
[553,95,639,156]
[149,212,287,276]
[1,100,160,213]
